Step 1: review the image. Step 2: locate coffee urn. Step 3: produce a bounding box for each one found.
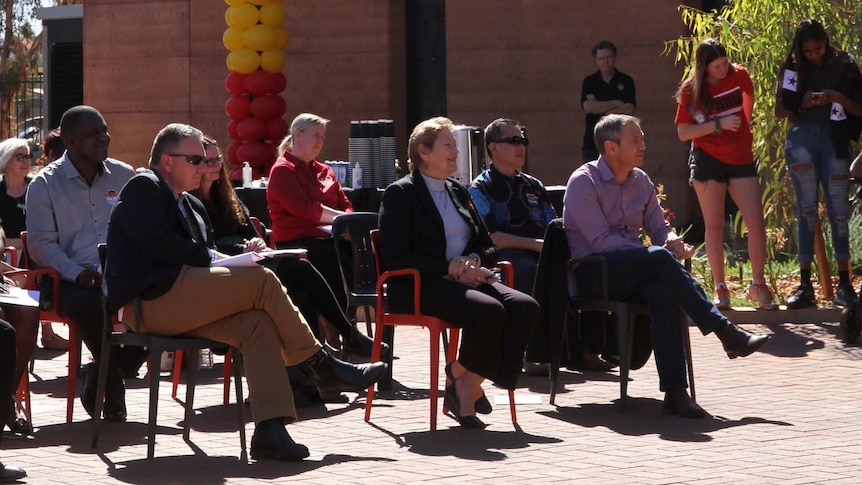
[451,125,486,185]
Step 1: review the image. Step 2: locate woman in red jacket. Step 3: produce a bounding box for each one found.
[267,113,353,311]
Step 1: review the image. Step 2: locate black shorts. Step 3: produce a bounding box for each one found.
[689,147,758,184]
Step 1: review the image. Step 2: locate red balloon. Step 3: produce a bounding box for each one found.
[244,70,277,96]
[237,117,267,142]
[249,94,287,121]
[225,72,247,95]
[227,119,240,140]
[271,73,286,93]
[266,117,288,142]
[225,94,251,120]
[225,141,241,165]
[236,141,274,166]
[228,165,243,182]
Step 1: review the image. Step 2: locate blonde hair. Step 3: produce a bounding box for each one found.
[278,113,330,154]
[407,116,454,172]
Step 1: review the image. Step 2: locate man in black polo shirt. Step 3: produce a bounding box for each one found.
[580,40,637,164]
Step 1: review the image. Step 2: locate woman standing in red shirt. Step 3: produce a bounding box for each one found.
[674,39,775,311]
[267,113,354,311]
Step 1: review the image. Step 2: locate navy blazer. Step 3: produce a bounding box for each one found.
[105,169,214,312]
[378,171,498,290]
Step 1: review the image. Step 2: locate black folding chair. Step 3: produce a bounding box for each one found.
[91,244,248,461]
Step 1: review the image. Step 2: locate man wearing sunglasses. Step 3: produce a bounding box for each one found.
[26,105,148,422]
[581,40,637,164]
[104,123,386,461]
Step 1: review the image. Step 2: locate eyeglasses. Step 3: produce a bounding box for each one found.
[167,153,206,166]
[595,55,616,62]
[203,154,224,168]
[493,136,529,147]
[13,153,31,161]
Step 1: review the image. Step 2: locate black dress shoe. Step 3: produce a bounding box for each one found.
[662,389,706,418]
[786,283,817,309]
[443,384,487,429]
[342,326,390,359]
[250,418,310,461]
[79,362,97,419]
[310,353,387,396]
[714,323,772,359]
[445,362,491,414]
[103,376,127,422]
[0,461,27,482]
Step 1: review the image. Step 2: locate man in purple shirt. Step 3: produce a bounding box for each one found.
[563,114,772,418]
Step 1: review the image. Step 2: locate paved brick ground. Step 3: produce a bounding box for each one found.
[4,321,862,484]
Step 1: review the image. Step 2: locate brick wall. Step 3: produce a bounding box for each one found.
[82,0,696,222]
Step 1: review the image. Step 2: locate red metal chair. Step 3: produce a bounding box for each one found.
[171,348,234,405]
[364,229,517,430]
[19,231,82,423]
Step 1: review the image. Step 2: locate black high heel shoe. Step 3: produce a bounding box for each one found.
[445,362,492,415]
[443,383,487,429]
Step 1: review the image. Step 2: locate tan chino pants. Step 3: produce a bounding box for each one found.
[123,265,321,424]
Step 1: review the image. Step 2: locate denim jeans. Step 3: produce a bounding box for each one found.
[574,246,730,391]
[785,121,851,263]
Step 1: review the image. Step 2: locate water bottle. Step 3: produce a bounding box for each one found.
[352,162,363,189]
[242,162,252,188]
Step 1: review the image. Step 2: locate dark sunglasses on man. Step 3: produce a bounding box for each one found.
[494,136,529,147]
[168,153,223,167]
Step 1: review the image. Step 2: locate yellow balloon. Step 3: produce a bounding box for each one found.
[225,7,234,25]
[223,27,246,52]
[224,0,245,6]
[228,49,261,74]
[259,4,286,28]
[229,4,260,29]
[243,24,276,52]
[273,29,289,49]
[260,49,286,73]
[247,0,267,5]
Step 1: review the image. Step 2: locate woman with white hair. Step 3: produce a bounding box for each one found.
[266,113,354,316]
[0,138,33,250]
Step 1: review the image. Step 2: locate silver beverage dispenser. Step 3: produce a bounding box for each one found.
[451,125,486,184]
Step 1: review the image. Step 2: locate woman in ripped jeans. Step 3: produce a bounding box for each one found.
[776,19,862,309]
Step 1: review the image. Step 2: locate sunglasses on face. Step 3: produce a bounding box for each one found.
[167,153,206,166]
[494,136,529,147]
[13,153,31,161]
[203,154,224,168]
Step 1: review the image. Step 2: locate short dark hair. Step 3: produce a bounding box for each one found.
[59,105,103,141]
[483,118,520,160]
[591,40,617,57]
[149,123,204,167]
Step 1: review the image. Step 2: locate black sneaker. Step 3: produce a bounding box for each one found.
[834,283,858,308]
[786,283,816,309]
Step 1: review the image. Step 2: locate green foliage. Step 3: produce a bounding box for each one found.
[666,0,862,260]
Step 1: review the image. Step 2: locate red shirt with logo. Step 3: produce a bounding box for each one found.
[267,150,353,242]
[674,65,755,165]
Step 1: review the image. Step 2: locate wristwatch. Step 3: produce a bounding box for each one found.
[713,118,722,134]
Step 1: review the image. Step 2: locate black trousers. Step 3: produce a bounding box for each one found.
[395,279,539,390]
[262,257,354,338]
[59,281,148,378]
[497,248,540,295]
[276,237,352,313]
[0,319,15,447]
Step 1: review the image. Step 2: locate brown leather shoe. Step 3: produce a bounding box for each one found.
[715,323,772,359]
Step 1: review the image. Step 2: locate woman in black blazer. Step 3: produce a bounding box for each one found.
[379,117,539,429]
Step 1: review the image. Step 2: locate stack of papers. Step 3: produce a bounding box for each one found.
[212,249,308,268]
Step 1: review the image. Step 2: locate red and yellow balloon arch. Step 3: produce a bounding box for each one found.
[223,0,288,180]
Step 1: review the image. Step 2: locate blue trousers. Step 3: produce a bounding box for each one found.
[574,246,730,391]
